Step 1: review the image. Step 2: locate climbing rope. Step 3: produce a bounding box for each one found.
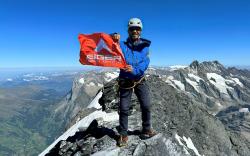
[118,76,146,89]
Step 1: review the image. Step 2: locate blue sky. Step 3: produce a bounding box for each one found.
[0,0,250,68]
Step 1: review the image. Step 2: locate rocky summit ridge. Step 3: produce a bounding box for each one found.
[41,61,250,156]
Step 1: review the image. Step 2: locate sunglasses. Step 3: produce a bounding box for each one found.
[129,27,141,32]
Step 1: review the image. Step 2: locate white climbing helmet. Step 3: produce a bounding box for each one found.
[128,18,143,29]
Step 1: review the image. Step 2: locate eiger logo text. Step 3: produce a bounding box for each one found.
[79,33,127,68]
[95,39,111,53]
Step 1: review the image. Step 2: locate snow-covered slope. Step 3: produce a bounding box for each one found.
[40,90,119,156]
[159,61,250,114]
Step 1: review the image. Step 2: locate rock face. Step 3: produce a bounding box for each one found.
[160,60,250,114]
[216,105,250,143]
[51,70,119,132]
[42,61,250,156]
[44,76,249,156]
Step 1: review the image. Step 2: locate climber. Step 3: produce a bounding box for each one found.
[111,17,157,147]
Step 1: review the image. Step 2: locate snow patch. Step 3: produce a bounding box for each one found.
[172,80,185,91]
[182,136,201,156]
[102,112,119,122]
[91,148,120,156]
[78,78,85,84]
[148,67,156,70]
[170,65,187,71]
[186,78,199,92]
[188,73,202,82]
[23,76,49,81]
[174,134,189,155]
[40,91,119,156]
[86,82,95,87]
[175,134,202,156]
[36,76,49,80]
[216,101,223,109]
[39,110,119,156]
[225,79,234,84]
[87,91,102,109]
[239,108,249,113]
[231,78,244,87]
[97,83,103,87]
[104,72,119,82]
[162,137,186,155]
[207,73,233,96]
[165,80,176,89]
[167,76,174,80]
[23,73,34,77]
[6,78,13,81]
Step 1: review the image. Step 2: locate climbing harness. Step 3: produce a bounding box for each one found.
[118,76,146,89]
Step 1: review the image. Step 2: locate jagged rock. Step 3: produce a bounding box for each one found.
[98,79,119,112]
[189,60,199,70]
[66,108,97,130]
[216,105,250,145]
[45,74,250,156]
[42,61,250,156]
[147,76,249,156]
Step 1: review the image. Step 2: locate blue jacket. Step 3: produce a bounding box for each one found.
[119,38,151,80]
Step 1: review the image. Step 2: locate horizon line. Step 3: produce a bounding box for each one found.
[1,64,250,70]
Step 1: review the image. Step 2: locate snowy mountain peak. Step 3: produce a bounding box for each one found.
[189,60,200,69]
[188,60,227,75]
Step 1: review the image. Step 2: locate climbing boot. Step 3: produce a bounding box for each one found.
[140,129,157,140]
[117,135,128,147]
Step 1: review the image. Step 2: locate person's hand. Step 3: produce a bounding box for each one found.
[122,65,133,73]
[111,33,120,43]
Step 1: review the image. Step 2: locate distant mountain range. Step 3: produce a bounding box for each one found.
[0,69,83,155]
[40,60,250,156]
[0,67,123,155]
[232,65,250,70]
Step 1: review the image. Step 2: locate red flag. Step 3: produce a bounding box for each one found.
[78,33,127,68]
